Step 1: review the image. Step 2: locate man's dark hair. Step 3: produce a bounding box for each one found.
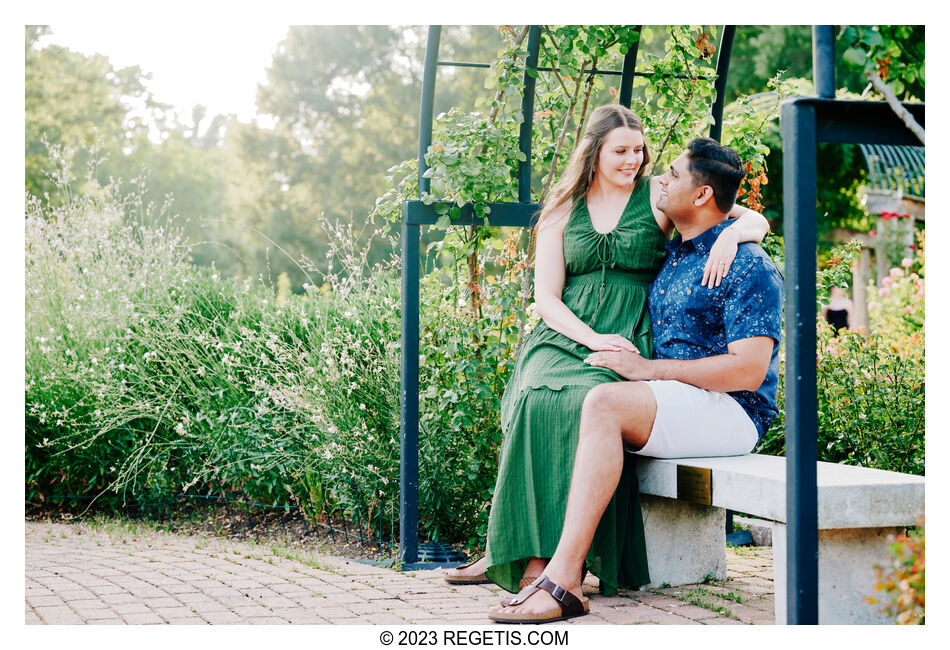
[685,137,745,213]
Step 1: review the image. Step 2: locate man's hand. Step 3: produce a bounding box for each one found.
[584,349,652,381]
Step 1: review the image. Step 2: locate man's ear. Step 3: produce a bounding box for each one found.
[693,185,716,208]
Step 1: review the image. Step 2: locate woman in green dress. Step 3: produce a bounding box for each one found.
[444,104,769,595]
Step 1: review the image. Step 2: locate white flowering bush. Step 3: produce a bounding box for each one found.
[25,159,521,546]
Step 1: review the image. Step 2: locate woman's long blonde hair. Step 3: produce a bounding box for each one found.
[537,104,651,228]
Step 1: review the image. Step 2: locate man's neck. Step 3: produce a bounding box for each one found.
[671,210,727,241]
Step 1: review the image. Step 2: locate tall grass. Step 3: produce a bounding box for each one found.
[25,159,518,547]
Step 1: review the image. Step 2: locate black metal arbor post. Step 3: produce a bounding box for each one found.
[781,25,924,624]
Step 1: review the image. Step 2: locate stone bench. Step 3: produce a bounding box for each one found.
[633,453,924,624]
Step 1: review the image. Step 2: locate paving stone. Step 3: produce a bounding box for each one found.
[68,598,110,610]
[121,612,165,624]
[186,600,229,613]
[100,593,142,605]
[27,595,66,608]
[33,607,85,624]
[285,613,331,624]
[702,616,746,625]
[165,617,207,625]
[112,603,152,615]
[24,585,55,597]
[229,605,275,618]
[55,589,96,602]
[154,606,196,620]
[344,601,389,615]
[362,613,411,624]
[76,609,123,621]
[199,611,244,624]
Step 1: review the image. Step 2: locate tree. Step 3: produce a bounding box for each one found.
[839,25,924,144]
[25,27,152,199]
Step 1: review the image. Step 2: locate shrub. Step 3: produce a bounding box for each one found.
[866,516,924,624]
[758,235,924,476]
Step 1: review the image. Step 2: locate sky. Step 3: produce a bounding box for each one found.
[39,22,290,127]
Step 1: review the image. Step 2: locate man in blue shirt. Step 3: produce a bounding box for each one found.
[489,138,783,623]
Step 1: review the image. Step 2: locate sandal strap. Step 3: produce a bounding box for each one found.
[503,580,542,607]
[503,575,584,617]
[453,557,482,571]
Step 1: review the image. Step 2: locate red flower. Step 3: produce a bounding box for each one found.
[869,230,877,237]
[828,256,841,266]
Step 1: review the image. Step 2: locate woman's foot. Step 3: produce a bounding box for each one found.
[519,557,549,588]
[489,565,586,622]
[443,556,490,584]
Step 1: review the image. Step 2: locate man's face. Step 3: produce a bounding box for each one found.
[656,152,700,218]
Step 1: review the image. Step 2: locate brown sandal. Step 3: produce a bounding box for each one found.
[443,558,492,585]
[490,575,589,624]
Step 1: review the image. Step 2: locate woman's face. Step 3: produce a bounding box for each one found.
[595,127,645,188]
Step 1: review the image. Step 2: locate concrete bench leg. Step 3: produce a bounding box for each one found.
[772,523,902,624]
[640,494,726,588]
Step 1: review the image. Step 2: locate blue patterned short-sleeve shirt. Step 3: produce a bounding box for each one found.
[649,218,784,441]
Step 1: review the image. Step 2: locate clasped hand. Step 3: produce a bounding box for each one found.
[585,333,639,355]
[584,347,651,381]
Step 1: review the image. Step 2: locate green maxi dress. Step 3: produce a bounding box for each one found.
[484,177,668,595]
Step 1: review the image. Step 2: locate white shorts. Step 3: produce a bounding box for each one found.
[627,380,758,459]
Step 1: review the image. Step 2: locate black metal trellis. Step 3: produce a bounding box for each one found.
[399,24,737,571]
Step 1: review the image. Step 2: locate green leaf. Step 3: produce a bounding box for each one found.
[843,47,868,67]
[435,203,449,215]
[517,151,527,162]
[435,214,451,230]
[862,29,884,48]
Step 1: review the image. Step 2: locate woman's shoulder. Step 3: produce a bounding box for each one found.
[538,198,574,233]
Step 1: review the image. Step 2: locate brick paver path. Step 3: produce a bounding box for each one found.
[26,521,774,625]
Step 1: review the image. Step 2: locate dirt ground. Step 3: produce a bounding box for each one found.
[25,499,394,562]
